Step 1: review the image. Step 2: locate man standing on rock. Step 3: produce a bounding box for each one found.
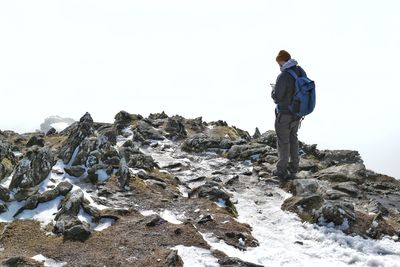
[271,50,304,180]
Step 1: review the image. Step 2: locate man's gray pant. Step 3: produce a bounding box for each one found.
[275,113,300,175]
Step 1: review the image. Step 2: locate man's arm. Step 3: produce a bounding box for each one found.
[271,72,288,104]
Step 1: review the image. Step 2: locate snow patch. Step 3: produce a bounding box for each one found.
[32,254,67,267]
[173,245,219,267]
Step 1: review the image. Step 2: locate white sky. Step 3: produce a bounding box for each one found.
[1,0,399,178]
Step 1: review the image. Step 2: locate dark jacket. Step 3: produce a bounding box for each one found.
[271,60,306,114]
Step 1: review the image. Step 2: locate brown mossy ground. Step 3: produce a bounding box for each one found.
[0,213,209,266]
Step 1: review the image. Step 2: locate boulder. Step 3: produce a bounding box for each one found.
[181,133,234,153]
[281,194,324,223]
[165,117,187,140]
[252,130,277,148]
[332,181,359,197]
[127,154,158,170]
[59,112,94,165]
[64,165,86,177]
[9,146,54,189]
[165,249,183,267]
[318,150,363,165]
[0,141,16,181]
[26,135,45,147]
[319,201,356,226]
[315,163,366,183]
[226,143,273,161]
[144,214,167,227]
[0,185,10,202]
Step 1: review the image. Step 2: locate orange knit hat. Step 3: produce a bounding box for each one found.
[276,50,291,62]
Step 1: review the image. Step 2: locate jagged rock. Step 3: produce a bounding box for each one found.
[59,112,94,164]
[118,158,130,188]
[136,120,165,140]
[165,117,187,140]
[253,130,277,148]
[189,182,237,216]
[72,137,95,166]
[0,185,10,202]
[148,111,169,120]
[53,189,92,240]
[114,110,137,133]
[64,165,86,177]
[26,135,45,147]
[219,257,264,267]
[14,186,39,201]
[97,127,117,146]
[332,181,359,197]
[0,141,17,181]
[165,249,183,267]
[9,146,54,190]
[144,214,166,227]
[318,150,363,165]
[226,143,273,161]
[319,202,356,226]
[291,179,320,196]
[315,163,366,183]
[299,142,318,156]
[182,133,234,153]
[46,127,57,136]
[210,120,228,127]
[64,224,91,241]
[56,181,73,195]
[185,117,205,133]
[252,127,261,139]
[281,194,324,223]
[0,202,7,213]
[127,154,158,170]
[298,158,319,172]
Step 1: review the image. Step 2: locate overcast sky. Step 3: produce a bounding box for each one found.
[0,0,399,178]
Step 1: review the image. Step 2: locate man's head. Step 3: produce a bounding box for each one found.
[276,50,291,66]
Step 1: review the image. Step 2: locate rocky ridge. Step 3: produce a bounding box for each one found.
[0,111,399,266]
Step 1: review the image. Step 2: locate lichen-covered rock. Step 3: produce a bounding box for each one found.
[136,120,165,140]
[0,185,10,202]
[182,133,234,153]
[165,249,183,267]
[59,112,94,164]
[226,143,273,161]
[318,150,363,165]
[53,189,91,241]
[9,146,54,190]
[0,141,17,181]
[165,117,187,140]
[318,201,356,226]
[252,130,277,149]
[64,165,86,177]
[281,194,324,223]
[118,158,130,189]
[315,163,366,183]
[127,154,158,171]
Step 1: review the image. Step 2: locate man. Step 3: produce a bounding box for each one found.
[271,50,304,180]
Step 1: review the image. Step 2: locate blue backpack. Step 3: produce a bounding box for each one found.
[285,68,316,117]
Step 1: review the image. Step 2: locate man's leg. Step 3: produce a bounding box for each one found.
[275,114,292,178]
[288,119,300,174]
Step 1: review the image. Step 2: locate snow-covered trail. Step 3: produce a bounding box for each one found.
[146,140,400,267]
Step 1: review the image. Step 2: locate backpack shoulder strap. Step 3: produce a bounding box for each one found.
[285,69,298,79]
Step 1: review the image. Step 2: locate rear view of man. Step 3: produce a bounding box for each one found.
[271,50,305,180]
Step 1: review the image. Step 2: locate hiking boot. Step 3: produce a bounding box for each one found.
[272,169,289,180]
